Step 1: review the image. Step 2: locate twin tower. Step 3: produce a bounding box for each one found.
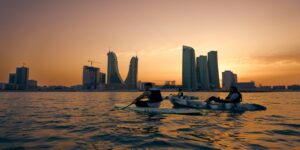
[182,45,220,91]
[107,51,138,89]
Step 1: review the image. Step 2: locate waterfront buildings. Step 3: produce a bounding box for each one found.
[208,51,220,89]
[272,85,286,90]
[222,70,237,90]
[287,85,300,90]
[27,80,38,89]
[236,82,256,91]
[107,51,125,89]
[8,73,16,84]
[82,66,100,90]
[182,45,197,90]
[16,67,29,90]
[196,55,210,90]
[125,56,138,89]
[99,72,106,88]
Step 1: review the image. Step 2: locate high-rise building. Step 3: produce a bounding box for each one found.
[107,51,125,89]
[222,70,237,90]
[125,56,138,89]
[182,45,197,90]
[196,55,210,90]
[208,51,220,89]
[16,67,29,90]
[82,66,100,90]
[8,73,16,84]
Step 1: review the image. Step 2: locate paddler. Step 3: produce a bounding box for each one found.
[177,88,184,97]
[134,82,163,108]
[205,86,242,104]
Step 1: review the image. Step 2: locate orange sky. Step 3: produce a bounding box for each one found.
[0,0,299,86]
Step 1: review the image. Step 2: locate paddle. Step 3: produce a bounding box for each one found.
[121,100,136,110]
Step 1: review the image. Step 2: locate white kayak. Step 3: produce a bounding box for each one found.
[114,104,203,115]
[169,96,266,111]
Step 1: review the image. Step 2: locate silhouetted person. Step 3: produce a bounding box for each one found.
[205,86,242,104]
[177,88,184,97]
[134,83,163,108]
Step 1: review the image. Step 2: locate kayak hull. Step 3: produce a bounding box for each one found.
[169,97,266,111]
[114,104,203,115]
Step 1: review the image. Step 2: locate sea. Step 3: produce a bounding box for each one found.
[0,92,299,149]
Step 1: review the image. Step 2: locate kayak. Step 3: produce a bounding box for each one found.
[114,104,203,115]
[169,96,267,111]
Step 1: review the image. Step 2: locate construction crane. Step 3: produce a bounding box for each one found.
[88,60,101,67]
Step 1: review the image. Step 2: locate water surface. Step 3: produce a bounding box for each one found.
[0,92,299,149]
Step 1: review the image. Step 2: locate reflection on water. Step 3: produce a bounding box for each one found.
[0,92,299,149]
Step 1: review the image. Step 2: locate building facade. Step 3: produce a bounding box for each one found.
[8,73,16,84]
[222,70,237,90]
[82,66,100,90]
[182,45,197,90]
[107,51,125,89]
[208,51,220,89]
[125,56,138,89]
[196,55,210,90]
[16,67,29,90]
[236,82,256,91]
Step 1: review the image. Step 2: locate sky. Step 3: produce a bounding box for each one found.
[0,0,300,86]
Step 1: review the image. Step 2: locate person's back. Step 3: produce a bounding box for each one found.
[135,83,163,108]
[147,87,163,107]
[225,87,242,103]
[177,88,184,97]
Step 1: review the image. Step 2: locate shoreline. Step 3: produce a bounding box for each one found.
[0,90,299,93]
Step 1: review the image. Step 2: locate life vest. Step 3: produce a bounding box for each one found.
[148,88,163,103]
[227,91,242,103]
[233,92,242,103]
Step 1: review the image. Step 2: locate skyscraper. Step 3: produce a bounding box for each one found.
[222,70,237,90]
[107,51,125,89]
[208,51,220,89]
[182,45,197,90]
[16,67,29,90]
[125,56,138,89]
[196,55,210,90]
[82,66,100,90]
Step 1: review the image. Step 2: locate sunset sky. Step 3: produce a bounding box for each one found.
[0,0,299,86]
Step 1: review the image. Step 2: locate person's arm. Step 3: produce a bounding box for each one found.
[225,93,239,103]
[134,91,150,102]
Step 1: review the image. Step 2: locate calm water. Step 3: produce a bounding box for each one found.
[0,92,299,149]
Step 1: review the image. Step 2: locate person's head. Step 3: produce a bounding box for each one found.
[144,82,153,90]
[178,88,183,92]
[230,86,238,92]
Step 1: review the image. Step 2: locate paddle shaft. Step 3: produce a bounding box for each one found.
[121,101,135,110]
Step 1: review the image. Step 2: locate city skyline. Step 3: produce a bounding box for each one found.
[1,0,300,86]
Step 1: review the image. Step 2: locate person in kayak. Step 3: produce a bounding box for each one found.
[177,88,184,97]
[205,86,242,104]
[134,82,163,108]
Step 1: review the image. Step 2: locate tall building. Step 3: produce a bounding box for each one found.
[222,70,237,90]
[82,66,100,90]
[196,55,210,90]
[125,56,138,89]
[208,51,220,89]
[107,51,125,89]
[16,67,29,90]
[182,45,197,90]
